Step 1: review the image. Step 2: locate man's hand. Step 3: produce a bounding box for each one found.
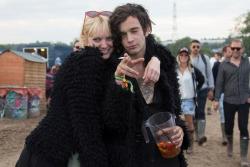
[143,56,160,85]
[157,126,184,148]
[213,101,219,111]
[115,53,144,78]
[247,97,250,104]
[207,89,214,100]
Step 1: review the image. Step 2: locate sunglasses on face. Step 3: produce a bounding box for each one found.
[192,45,200,49]
[85,11,112,18]
[230,47,241,51]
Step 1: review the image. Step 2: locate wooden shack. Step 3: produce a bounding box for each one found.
[0,50,47,112]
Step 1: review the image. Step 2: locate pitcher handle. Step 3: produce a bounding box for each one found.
[141,121,150,143]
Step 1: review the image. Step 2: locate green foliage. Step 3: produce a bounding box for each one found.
[241,11,250,35]
[166,37,221,57]
[167,37,192,57]
[237,11,250,56]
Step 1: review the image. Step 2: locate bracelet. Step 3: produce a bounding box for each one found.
[115,75,134,93]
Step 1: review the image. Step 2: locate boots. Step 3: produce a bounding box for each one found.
[227,135,233,157]
[221,123,227,146]
[240,137,249,167]
[197,120,207,146]
[186,130,194,154]
[194,120,198,142]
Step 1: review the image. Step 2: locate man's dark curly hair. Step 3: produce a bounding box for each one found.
[109,3,153,53]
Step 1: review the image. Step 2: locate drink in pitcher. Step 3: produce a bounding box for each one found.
[157,140,180,158]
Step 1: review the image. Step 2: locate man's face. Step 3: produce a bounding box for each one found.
[230,41,243,59]
[190,42,201,55]
[119,16,148,58]
[223,47,232,59]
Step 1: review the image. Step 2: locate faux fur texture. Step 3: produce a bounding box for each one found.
[22,47,114,167]
[102,35,189,167]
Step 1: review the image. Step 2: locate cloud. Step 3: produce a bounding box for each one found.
[0,0,250,43]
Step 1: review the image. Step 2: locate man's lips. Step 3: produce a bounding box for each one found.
[127,45,137,50]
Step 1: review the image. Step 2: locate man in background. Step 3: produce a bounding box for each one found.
[190,39,214,146]
[214,39,250,167]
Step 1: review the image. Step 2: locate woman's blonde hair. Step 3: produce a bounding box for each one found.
[79,15,111,47]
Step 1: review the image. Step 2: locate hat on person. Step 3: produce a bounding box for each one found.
[178,47,189,54]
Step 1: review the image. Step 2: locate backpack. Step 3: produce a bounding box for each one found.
[200,54,209,86]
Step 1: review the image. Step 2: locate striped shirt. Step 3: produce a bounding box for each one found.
[215,56,250,104]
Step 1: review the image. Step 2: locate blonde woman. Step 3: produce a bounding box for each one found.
[177,47,204,154]
[16,11,161,167]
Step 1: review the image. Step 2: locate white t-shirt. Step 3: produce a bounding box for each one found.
[177,68,195,99]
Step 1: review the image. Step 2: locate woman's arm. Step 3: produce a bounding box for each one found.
[64,49,108,167]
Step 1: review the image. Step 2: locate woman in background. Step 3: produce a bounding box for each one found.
[176,47,204,154]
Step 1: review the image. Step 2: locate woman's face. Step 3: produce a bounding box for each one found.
[88,29,113,59]
[179,52,189,64]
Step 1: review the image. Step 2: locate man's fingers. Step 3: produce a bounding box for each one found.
[119,65,139,78]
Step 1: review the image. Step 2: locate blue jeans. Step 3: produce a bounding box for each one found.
[181,98,195,116]
[195,88,209,120]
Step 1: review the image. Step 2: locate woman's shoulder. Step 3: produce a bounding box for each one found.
[67,47,104,64]
[61,47,105,73]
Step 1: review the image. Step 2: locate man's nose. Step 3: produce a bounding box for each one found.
[127,33,133,42]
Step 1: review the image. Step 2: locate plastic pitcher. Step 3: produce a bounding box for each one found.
[142,112,181,159]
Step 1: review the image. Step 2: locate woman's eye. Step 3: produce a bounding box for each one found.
[93,38,101,42]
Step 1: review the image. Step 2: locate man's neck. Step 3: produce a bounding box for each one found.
[130,44,146,60]
[190,53,199,58]
[230,55,242,66]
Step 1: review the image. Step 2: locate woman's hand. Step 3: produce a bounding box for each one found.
[143,56,160,85]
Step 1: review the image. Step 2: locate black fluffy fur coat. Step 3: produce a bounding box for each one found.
[16,35,189,167]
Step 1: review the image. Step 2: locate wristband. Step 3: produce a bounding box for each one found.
[115,75,134,93]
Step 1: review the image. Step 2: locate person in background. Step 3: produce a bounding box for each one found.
[73,39,81,52]
[16,10,161,167]
[45,65,59,107]
[206,52,222,115]
[176,47,204,154]
[190,39,214,146]
[54,57,62,66]
[210,51,222,69]
[212,46,231,146]
[214,39,250,167]
[105,3,189,167]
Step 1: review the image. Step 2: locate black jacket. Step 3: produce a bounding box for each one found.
[102,35,189,167]
[17,47,116,167]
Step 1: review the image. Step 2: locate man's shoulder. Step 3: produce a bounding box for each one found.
[200,54,210,61]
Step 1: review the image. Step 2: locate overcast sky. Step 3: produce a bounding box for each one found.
[0,0,249,44]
